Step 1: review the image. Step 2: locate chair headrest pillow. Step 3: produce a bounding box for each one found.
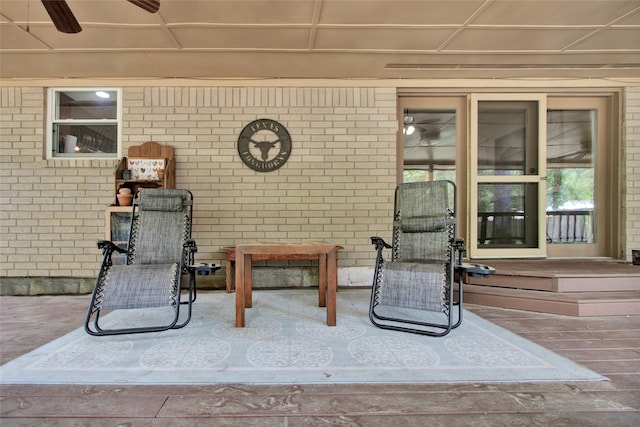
[400,215,450,233]
[139,195,185,212]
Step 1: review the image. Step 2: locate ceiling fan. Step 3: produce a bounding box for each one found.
[415,119,442,144]
[41,0,160,34]
[404,117,442,145]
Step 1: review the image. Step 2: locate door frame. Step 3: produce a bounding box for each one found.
[398,96,468,239]
[397,89,621,260]
[546,95,616,258]
[468,93,548,258]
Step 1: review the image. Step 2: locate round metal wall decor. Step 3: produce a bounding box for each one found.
[237,119,292,172]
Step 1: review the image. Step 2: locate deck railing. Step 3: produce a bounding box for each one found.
[545,209,594,243]
[478,212,525,245]
[477,209,594,245]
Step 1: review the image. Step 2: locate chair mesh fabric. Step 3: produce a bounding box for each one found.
[139,194,184,212]
[378,181,454,314]
[100,263,179,310]
[128,190,190,265]
[378,261,446,312]
[398,181,449,222]
[393,181,453,262]
[396,228,450,264]
[401,216,448,233]
[94,189,191,311]
[131,210,187,264]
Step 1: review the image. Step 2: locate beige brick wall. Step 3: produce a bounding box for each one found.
[624,87,640,261]
[2,84,639,286]
[0,86,397,282]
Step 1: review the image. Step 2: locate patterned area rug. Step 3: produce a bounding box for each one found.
[0,289,606,385]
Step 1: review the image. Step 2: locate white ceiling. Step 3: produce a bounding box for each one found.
[1,0,640,80]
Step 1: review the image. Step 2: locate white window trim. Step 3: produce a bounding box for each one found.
[46,88,123,160]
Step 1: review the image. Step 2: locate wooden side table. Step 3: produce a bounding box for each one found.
[221,246,322,293]
[234,242,340,328]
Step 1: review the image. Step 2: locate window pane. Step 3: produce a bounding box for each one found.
[55,90,117,120]
[477,101,539,176]
[49,88,120,159]
[403,109,456,185]
[546,110,596,244]
[54,123,117,155]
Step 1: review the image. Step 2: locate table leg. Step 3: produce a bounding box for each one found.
[327,247,337,326]
[244,253,252,308]
[225,259,233,293]
[318,254,327,308]
[235,250,245,327]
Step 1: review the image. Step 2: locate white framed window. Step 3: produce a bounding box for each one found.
[46,88,122,159]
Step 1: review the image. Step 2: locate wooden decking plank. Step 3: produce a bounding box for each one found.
[155,390,640,417]
[2,293,640,424]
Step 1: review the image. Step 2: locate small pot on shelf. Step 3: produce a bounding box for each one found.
[117,193,133,206]
[157,169,165,181]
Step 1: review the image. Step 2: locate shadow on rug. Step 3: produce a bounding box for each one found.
[0,289,607,385]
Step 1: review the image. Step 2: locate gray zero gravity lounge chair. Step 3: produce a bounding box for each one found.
[85,189,219,336]
[369,181,494,337]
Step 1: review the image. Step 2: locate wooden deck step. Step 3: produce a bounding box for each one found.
[467,259,640,292]
[464,285,640,317]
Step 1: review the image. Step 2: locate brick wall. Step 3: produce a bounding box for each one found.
[624,87,640,261]
[0,86,397,286]
[2,84,639,294]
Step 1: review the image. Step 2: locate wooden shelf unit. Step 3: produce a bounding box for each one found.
[112,141,176,206]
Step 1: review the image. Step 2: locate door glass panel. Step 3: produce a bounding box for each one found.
[477,101,538,176]
[546,110,596,244]
[403,109,456,184]
[473,99,542,253]
[478,183,539,248]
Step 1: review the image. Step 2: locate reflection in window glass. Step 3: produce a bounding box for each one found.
[55,90,117,120]
[477,101,538,176]
[53,124,118,155]
[402,109,456,185]
[478,183,539,248]
[48,89,120,159]
[546,110,596,244]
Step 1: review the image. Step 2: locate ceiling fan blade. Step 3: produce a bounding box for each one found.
[41,0,82,33]
[127,0,160,13]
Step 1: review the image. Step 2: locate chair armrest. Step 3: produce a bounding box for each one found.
[184,239,197,252]
[452,237,468,266]
[97,240,127,254]
[183,239,198,267]
[370,236,392,250]
[457,262,496,278]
